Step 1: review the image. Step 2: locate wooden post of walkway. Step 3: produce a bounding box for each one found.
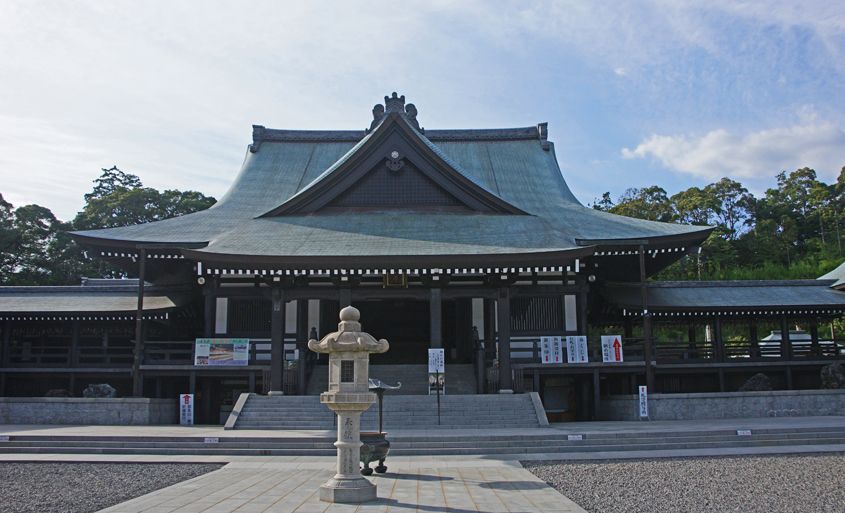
[270,287,286,394]
[132,247,146,397]
[497,287,513,393]
[296,300,308,394]
[430,288,442,349]
[639,245,655,392]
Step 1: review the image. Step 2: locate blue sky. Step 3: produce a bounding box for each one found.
[1,1,843,219]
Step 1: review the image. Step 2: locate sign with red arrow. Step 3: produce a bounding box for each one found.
[601,335,624,363]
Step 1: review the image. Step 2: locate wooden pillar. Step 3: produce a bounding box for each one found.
[718,368,726,392]
[623,317,633,339]
[339,287,351,308]
[132,247,146,397]
[687,322,696,359]
[810,319,821,356]
[1,319,10,367]
[189,371,196,395]
[497,287,512,392]
[532,370,540,394]
[296,300,308,395]
[248,372,256,393]
[592,369,601,420]
[483,299,495,347]
[430,288,443,349]
[639,245,655,392]
[0,320,8,395]
[781,316,792,360]
[750,319,760,358]
[714,317,724,362]
[270,287,286,394]
[70,320,80,367]
[577,276,588,333]
[786,366,794,389]
[203,278,216,338]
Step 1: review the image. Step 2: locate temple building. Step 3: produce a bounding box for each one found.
[2,93,844,424]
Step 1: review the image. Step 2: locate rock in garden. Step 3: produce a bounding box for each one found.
[738,373,773,392]
[820,363,845,389]
[82,383,117,398]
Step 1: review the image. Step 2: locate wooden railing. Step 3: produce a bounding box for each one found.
[7,345,71,366]
[492,336,843,365]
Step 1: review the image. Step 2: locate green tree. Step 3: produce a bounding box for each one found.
[0,166,216,285]
[0,194,17,279]
[590,192,614,211]
[609,186,674,222]
[671,186,717,225]
[704,178,755,240]
[85,165,142,201]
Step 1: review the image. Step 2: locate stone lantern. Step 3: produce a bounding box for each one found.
[308,305,389,503]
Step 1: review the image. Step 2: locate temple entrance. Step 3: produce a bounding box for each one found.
[358,299,430,364]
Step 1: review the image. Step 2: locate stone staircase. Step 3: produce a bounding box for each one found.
[3,424,845,457]
[306,363,478,396]
[230,392,541,430]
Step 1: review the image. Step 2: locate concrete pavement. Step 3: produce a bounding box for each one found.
[96,459,586,513]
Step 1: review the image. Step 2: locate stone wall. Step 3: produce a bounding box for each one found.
[598,389,845,421]
[0,398,178,425]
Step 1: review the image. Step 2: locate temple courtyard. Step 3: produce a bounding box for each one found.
[1,417,844,512]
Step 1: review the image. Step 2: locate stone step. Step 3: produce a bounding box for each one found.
[231,392,542,430]
[2,436,844,457]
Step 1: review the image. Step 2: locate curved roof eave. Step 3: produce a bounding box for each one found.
[181,246,597,267]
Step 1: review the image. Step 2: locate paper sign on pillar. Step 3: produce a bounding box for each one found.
[428,348,445,394]
[565,336,589,363]
[179,393,194,426]
[540,336,564,364]
[601,335,624,363]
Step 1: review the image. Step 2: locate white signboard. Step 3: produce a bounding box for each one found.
[204,437,219,444]
[737,429,752,436]
[540,336,564,364]
[428,348,445,373]
[566,336,589,363]
[179,393,194,426]
[567,434,583,441]
[601,335,624,363]
[0,435,9,442]
[194,338,250,366]
[428,348,445,395]
[638,386,649,419]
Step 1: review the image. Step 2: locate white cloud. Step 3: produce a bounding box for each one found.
[622,120,845,181]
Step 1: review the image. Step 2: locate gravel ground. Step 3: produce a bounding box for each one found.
[0,462,222,513]
[524,454,845,513]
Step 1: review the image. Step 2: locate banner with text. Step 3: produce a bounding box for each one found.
[540,336,564,364]
[428,348,445,395]
[566,336,589,363]
[194,338,250,366]
[601,335,624,363]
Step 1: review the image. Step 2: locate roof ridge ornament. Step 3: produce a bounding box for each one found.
[369,92,421,132]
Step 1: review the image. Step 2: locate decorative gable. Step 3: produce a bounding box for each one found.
[260,93,527,217]
[327,158,467,210]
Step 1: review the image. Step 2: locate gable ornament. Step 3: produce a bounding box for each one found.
[386,150,405,172]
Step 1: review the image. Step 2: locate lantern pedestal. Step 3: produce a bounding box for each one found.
[308,306,389,504]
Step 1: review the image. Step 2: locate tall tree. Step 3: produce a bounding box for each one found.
[609,186,674,222]
[704,178,755,240]
[671,186,717,226]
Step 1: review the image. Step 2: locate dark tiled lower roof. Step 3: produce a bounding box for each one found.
[0,284,186,313]
[605,279,845,312]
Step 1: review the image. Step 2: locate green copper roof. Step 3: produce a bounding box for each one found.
[606,280,845,313]
[819,261,845,289]
[72,95,710,262]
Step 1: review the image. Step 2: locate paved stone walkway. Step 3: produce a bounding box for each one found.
[98,460,585,513]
